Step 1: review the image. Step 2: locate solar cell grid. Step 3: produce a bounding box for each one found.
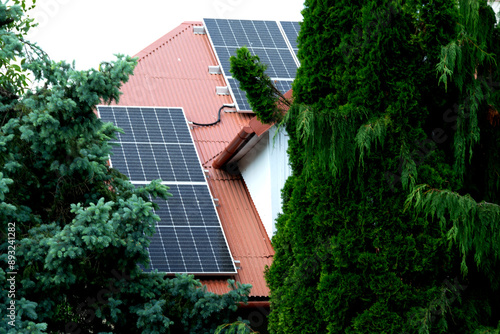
[204,18,296,79]
[204,18,300,111]
[227,78,251,111]
[212,46,297,78]
[280,21,300,52]
[99,107,206,183]
[109,142,205,182]
[150,185,220,227]
[100,106,192,144]
[207,19,288,49]
[214,47,297,78]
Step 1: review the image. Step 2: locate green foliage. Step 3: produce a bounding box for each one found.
[215,320,258,334]
[406,185,500,286]
[0,4,251,333]
[0,1,37,108]
[229,47,291,123]
[355,114,391,169]
[255,0,500,333]
[436,0,498,181]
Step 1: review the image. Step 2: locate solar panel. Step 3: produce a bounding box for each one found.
[204,18,300,111]
[98,105,236,275]
[207,19,288,49]
[110,143,205,182]
[145,185,235,273]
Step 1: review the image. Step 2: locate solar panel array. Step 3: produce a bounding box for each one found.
[204,18,300,111]
[98,106,236,274]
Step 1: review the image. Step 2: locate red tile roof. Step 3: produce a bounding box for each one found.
[112,21,274,297]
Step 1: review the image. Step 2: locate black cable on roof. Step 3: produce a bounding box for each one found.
[190,105,233,127]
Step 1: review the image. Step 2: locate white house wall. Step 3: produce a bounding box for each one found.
[269,127,291,235]
[238,126,291,238]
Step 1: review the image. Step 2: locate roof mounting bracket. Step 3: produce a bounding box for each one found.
[193,26,206,34]
[208,65,222,74]
[216,86,230,95]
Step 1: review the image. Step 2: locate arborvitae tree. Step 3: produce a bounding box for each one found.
[0,2,250,333]
[232,0,500,333]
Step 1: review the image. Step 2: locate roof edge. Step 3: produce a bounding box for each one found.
[213,89,293,169]
[212,125,256,169]
[134,21,203,60]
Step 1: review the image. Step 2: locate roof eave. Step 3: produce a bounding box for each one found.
[213,89,293,169]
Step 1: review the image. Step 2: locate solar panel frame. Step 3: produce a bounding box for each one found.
[97,105,237,275]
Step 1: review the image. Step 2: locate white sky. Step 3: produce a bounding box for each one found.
[25,0,304,71]
[22,1,500,72]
